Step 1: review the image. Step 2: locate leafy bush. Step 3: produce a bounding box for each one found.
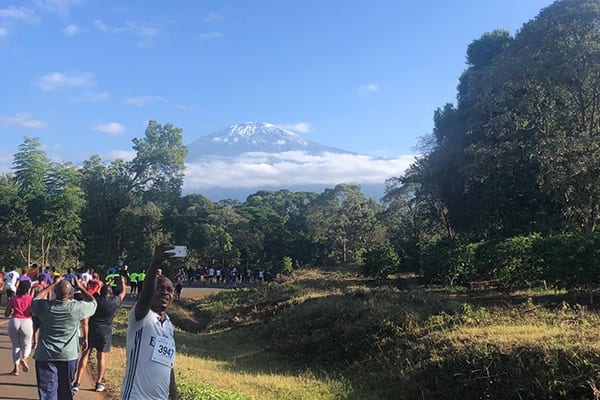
[419,233,600,290]
[488,234,543,287]
[361,245,400,278]
[420,238,479,285]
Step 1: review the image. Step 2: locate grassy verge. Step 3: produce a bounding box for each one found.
[102,270,600,400]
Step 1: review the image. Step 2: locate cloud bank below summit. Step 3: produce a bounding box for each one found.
[183,151,416,191]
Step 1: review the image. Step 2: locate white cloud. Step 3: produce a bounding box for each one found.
[0,6,40,37]
[198,31,223,40]
[183,151,416,190]
[176,104,197,112]
[125,96,166,107]
[93,19,162,46]
[280,122,311,134]
[77,91,109,102]
[0,6,40,24]
[37,72,95,90]
[204,12,224,23]
[359,83,380,95]
[93,19,108,31]
[93,122,126,136]
[35,0,83,16]
[63,23,84,35]
[114,22,161,47]
[0,113,46,129]
[103,150,136,162]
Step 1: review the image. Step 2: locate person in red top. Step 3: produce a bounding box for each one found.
[4,279,34,375]
[27,263,40,280]
[86,272,103,296]
[0,270,4,305]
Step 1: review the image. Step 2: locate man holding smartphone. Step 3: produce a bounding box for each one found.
[121,243,178,400]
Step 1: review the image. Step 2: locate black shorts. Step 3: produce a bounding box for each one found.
[89,332,112,353]
[32,316,41,330]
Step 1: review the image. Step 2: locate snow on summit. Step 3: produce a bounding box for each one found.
[186,122,345,160]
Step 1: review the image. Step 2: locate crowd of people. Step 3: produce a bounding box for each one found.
[1,244,180,400]
[182,265,272,286]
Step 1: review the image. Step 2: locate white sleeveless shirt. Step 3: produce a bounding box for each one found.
[120,308,176,400]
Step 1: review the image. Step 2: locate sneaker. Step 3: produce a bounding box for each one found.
[95,382,105,392]
[72,383,80,392]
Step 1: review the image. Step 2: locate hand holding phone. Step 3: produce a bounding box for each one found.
[167,245,188,258]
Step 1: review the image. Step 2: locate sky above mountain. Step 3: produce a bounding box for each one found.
[1,0,555,195]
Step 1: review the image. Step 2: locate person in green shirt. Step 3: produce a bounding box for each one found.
[129,271,139,297]
[137,270,146,294]
[105,273,120,287]
[32,277,97,400]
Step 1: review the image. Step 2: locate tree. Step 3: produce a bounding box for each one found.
[306,184,385,264]
[189,223,238,269]
[80,121,188,267]
[401,0,600,238]
[0,173,27,266]
[12,138,85,267]
[362,245,400,279]
[129,120,188,206]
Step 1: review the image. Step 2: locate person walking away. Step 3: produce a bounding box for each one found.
[0,268,4,305]
[121,243,178,400]
[31,275,48,350]
[32,277,97,400]
[86,272,102,296]
[129,271,139,297]
[175,270,184,300]
[4,279,34,375]
[5,267,20,299]
[73,276,126,392]
[81,268,92,285]
[137,270,146,294]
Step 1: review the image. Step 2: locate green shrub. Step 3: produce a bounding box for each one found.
[420,238,479,285]
[361,245,400,278]
[489,234,543,287]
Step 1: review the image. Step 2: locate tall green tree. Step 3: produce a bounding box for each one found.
[80,121,187,267]
[0,173,27,266]
[306,184,384,264]
[402,0,600,238]
[12,137,85,267]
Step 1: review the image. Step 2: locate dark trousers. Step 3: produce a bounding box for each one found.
[35,360,78,400]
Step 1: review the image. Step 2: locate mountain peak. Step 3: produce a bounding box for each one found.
[226,122,297,138]
[187,122,350,160]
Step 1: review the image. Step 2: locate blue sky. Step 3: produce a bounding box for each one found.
[0,0,555,195]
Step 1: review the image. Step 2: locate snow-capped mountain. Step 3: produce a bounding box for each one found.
[186,122,350,160]
[183,122,411,201]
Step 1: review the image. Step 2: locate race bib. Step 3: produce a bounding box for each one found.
[151,336,176,367]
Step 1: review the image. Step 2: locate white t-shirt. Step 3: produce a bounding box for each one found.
[121,308,176,400]
[5,270,19,291]
[81,272,92,283]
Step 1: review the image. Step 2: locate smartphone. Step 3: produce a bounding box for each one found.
[168,245,188,258]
